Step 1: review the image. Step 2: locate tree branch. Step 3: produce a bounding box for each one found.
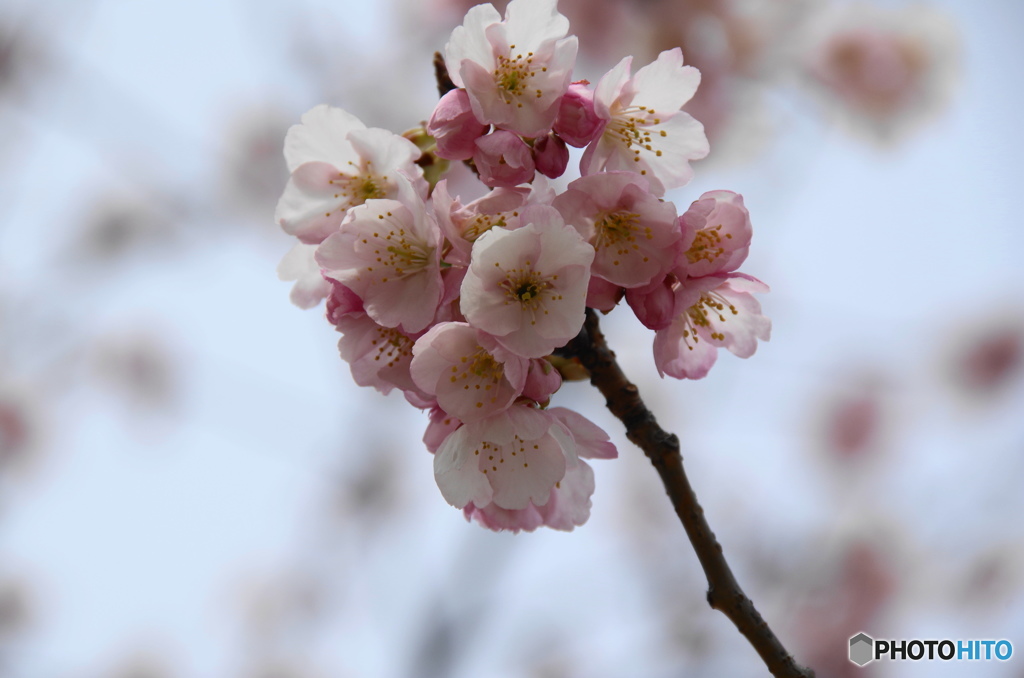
[564,309,815,678]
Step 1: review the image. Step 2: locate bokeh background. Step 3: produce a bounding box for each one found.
[1,0,1022,676]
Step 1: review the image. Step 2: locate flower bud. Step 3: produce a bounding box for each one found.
[586,275,623,313]
[522,358,563,404]
[427,89,489,160]
[533,133,570,179]
[473,130,536,188]
[554,82,603,148]
[626,276,676,330]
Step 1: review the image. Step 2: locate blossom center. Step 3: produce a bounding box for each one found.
[329,159,388,208]
[462,210,515,242]
[497,261,561,324]
[604,105,666,175]
[493,44,545,106]
[449,348,506,409]
[474,435,536,474]
[364,213,433,281]
[368,326,413,366]
[680,291,739,349]
[686,224,731,265]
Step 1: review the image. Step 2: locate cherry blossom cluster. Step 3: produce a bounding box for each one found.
[274,0,770,532]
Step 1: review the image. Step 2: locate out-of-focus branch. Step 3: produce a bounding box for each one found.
[433,51,456,98]
[564,309,815,678]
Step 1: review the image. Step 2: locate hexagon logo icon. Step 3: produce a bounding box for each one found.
[849,632,875,666]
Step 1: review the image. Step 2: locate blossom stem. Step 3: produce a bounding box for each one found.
[564,309,815,678]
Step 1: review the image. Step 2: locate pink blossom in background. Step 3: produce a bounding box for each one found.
[801,3,958,143]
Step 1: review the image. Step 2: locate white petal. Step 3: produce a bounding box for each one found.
[444,3,502,88]
[435,426,494,508]
[629,49,701,114]
[284,104,363,172]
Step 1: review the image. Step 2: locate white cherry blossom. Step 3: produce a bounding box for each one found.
[276,105,425,244]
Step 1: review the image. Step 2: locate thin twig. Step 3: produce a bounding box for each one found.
[564,309,815,678]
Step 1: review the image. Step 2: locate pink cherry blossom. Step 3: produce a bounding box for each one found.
[473,130,536,188]
[410,322,529,423]
[553,171,680,288]
[456,406,614,532]
[427,88,490,161]
[460,205,594,358]
[581,48,710,196]
[444,0,578,137]
[335,314,424,398]
[679,190,752,278]
[433,404,575,511]
[802,3,957,144]
[316,176,443,334]
[653,273,771,380]
[276,105,425,244]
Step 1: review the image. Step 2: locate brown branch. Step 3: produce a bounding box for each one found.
[564,309,815,678]
[433,51,457,98]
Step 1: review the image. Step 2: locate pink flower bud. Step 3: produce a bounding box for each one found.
[427,89,489,160]
[585,275,623,312]
[326,280,364,327]
[473,130,536,188]
[554,82,603,148]
[626,276,676,330]
[522,358,563,403]
[533,133,570,179]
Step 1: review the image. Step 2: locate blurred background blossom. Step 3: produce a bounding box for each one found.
[0,0,1021,676]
